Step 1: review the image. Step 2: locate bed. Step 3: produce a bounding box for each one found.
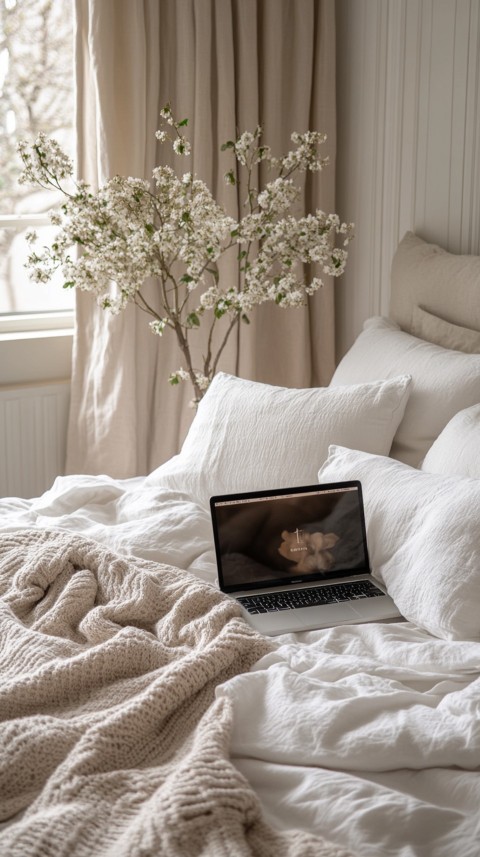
[1,231,480,856]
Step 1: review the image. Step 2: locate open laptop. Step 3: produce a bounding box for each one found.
[210,480,402,636]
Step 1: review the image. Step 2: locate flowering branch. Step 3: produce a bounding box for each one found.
[18,104,353,404]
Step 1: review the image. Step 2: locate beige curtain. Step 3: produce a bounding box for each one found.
[67,0,337,478]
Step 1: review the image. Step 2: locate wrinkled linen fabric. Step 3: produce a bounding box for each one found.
[0,529,350,857]
[1,477,480,856]
[0,474,218,584]
[318,445,480,641]
[218,622,480,857]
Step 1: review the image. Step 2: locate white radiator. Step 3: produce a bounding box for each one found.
[0,382,70,499]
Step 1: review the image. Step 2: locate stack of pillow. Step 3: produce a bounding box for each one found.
[147,232,480,642]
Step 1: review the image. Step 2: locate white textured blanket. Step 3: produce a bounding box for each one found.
[0,530,350,857]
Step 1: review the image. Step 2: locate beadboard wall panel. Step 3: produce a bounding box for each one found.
[335,0,480,359]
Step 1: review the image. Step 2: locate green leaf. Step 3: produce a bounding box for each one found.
[169,374,180,386]
[181,211,191,222]
[275,292,286,304]
[214,297,233,319]
[63,281,75,289]
[178,118,189,127]
[145,223,155,235]
[186,312,200,328]
[214,306,226,319]
[241,313,250,324]
[221,140,235,151]
[181,274,194,284]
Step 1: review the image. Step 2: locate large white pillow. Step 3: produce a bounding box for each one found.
[421,404,480,479]
[146,371,411,507]
[318,445,480,641]
[330,316,480,467]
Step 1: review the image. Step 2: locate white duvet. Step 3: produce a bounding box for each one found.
[219,625,480,857]
[1,474,479,857]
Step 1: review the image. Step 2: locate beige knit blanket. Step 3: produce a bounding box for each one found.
[0,530,351,857]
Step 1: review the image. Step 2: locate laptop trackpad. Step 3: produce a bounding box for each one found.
[246,601,360,635]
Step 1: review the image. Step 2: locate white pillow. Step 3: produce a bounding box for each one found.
[421,404,480,479]
[146,371,411,508]
[330,316,480,467]
[318,445,480,641]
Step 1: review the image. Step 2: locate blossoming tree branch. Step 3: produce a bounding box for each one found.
[18,105,353,403]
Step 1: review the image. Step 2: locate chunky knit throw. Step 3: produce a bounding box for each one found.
[0,530,350,857]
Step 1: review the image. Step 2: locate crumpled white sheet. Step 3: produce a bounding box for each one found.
[1,474,480,855]
[0,473,217,584]
[217,622,480,857]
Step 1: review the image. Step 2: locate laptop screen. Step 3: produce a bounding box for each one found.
[210,481,371,593]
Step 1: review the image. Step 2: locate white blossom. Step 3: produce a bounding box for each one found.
[18,132,74,186]
[173,137,191,156]
[234,130,256,165]
[18,107,353,403]
[257,178,299,212]
[150,319,168,335]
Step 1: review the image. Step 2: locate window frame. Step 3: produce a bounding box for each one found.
[0,214,73,385]
[0,213,75,336]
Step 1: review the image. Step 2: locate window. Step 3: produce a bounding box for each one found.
[0,0,74,332]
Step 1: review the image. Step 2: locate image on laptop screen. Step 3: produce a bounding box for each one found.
[211,483,370,593]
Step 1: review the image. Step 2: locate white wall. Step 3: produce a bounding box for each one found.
[335,0,480,359]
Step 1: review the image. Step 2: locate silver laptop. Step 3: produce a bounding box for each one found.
[210,480,402,636]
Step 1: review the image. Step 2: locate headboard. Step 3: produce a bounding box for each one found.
[389,232,480,352]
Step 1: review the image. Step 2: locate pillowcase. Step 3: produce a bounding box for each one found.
[411,305,480,354]
[318,444,480,641]
[146,371,411,508]
[421,404,480,479]
[390,231,480,334]
[330,316,480,467]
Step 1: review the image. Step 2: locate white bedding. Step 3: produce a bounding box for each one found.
[220,624,480,857]
[1,473,479,856]
[0,474,217,584]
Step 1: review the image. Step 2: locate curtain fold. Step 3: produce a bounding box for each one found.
[67,0,337,478]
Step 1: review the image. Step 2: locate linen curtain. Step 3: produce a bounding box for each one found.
[68,0,337,478]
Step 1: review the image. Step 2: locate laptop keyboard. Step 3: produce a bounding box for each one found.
[237,579,384,614]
